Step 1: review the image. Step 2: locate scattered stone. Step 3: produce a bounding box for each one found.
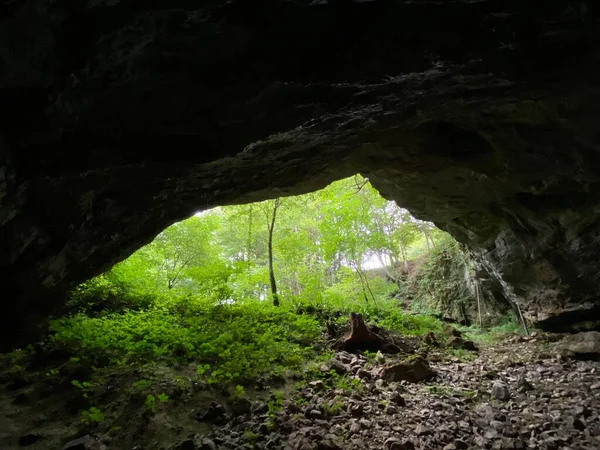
[252,401,269,414]
[454,439,468,450]
[329,359,350,375]
[517,375,533,392]
[384,437,409,450]
[573,418,586,430]
[385,404,398,414]
[62,435,93,450]
[195,402,226,424]
[415,424,431,435]
[18,433,41,447]
[388,391,406,406]
[492,381,511,401]
[485,428,499,439]
[176,439,195,450]
[12,327,600,450]
[308,380,324,389]
[447,336,478,352]
[381,356,436,383]
[232,397,252,415]
[308,409,323,419]
[196,437,217,450]
[357,368,371,379]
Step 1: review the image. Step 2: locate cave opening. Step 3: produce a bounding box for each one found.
[3,0,600,447]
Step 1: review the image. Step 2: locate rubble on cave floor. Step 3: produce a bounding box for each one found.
[192,334,600,450]
[2,332,600,450]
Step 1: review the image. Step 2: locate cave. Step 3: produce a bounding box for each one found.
[2,1,600,350]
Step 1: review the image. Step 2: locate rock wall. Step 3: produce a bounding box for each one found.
[2,1,600,347]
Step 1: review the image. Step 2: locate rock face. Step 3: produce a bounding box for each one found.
[555,331,600,359]
[1,1,600,347]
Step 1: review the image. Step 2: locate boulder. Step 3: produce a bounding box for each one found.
[381,356,436,383]
[232,398,252,416]
[195,402,227,424]
[447,336,479,352]
[555,331,600,359]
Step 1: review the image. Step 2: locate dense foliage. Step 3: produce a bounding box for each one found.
[71,176,446,310]
[9,176,504,438]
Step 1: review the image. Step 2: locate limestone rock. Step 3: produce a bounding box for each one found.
[18,434,41,446]
[491,382,511,402]
[62,435,93,450]
[555,332,600,358]
[232,398,252,416]
[381,356,435,383]
[447,336,478,352]
[195,402,226,424]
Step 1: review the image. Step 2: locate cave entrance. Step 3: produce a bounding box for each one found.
[69,175,479,326]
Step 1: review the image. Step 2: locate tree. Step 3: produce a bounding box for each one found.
[265,198,281,307]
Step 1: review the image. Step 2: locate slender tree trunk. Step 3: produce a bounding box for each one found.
[400,244,408,271]
[246,204,253,263]
[423,230,431,251]
[352,253,377,306]
[377,252,398,283]
[268,198,281,307]
[476,278,482,328]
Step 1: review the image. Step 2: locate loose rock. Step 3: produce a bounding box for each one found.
[492,381,511,401]
[381,357,435,383]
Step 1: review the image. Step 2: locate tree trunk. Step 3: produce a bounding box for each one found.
[343,313,382,352]
[423,230,431,251]
[246,204,254,263]
[400,244,409,272]
[268,198,281,307]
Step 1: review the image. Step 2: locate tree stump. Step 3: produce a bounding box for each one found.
[342,313,383,353]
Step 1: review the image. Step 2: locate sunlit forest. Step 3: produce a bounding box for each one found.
[87,175,445,309]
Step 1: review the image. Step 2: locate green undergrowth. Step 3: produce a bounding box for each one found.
[292,294,443,337]
[6,290,445,442]
[458,313,529,344]
[49,296,322,386]
[11,291,443,390]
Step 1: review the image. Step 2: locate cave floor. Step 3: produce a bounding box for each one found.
[1,335,599,450]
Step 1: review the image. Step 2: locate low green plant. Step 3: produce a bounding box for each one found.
[332,375,363,392]
[243,429,259,445]
[232,384,246,399]
[81,407,105,425]
[72,380,93,399]
[266,391,284,429]
[325,397,345,415]
[10,346,34,369]
[45,368,61,383]
[132,379,153,391]
[49,298,321,387]
[295,396,308,406]
[145,394,156,413]
[488,314,526,335]
[452,348,477,362]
